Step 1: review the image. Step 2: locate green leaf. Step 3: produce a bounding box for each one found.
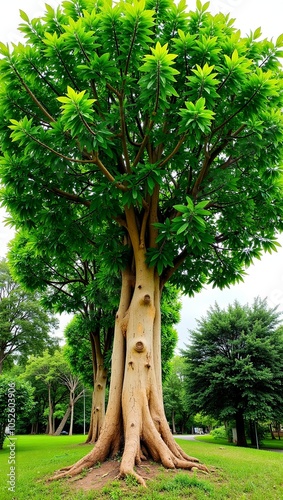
[19,10,30,23]
[176,222,189,234]
[276,33,283,47]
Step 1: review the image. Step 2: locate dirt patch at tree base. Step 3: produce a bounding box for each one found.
[68,458,205,492]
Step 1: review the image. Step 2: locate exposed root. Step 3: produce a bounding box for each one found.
[49,444,106,481]
[174,458,209,473]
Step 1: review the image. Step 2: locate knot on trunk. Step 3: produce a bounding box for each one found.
[142,294,151,305]
[134,341,145,353]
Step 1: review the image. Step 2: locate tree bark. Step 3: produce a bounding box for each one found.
[54,406,71,436]
[51,256,207,485]
[86,366,107,443]
[85,329,108,444]
[235,411,247,447]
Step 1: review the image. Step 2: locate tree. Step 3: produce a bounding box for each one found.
[0,259,58,373]
[0,0,283,483]
[163,356,191,434]
[0,376,34,449]
[10,230,179,442]
[64,282,179,441]
[9,233,117,443]
[23,350,72,434]
[52,349,84,436]
[64,315,111,442]
[182,298,283,447]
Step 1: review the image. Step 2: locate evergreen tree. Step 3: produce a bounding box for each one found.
[183,298,283,446]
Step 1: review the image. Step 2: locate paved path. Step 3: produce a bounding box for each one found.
[174,434,197,441]
[175,435,283,452]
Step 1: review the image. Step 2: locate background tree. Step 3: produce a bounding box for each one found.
[0,376,34,449]
[0,258,58,373]
[163,356,192,434]
[0,0,283,483]
[183,298,283,447]
[10,229,180,441]
[64,314,113,442]
[23,350,72,435]
[9,229,117,442]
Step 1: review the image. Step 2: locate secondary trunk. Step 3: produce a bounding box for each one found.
[86,366,107,443]
[85,331,108,444]
[52,254,207,485]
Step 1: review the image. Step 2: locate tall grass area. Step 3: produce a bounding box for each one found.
[0,434,282,499]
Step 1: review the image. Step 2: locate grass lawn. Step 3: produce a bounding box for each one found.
[0,434,282,500]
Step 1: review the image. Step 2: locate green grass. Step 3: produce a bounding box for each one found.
[0,434,283,499]
[196,433,283,449]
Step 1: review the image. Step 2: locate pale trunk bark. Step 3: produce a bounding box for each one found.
[52,258,206,484]
[86,366,107,443]
[86,330,108,444]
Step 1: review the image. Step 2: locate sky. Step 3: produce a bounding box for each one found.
[0,0,283,347]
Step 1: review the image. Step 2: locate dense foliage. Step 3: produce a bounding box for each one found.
[0,0,282,294]
[0,259,58,373]
[0,376,34,449]
[183,298,283,445]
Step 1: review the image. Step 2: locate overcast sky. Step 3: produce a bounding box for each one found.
[0,0,283,347]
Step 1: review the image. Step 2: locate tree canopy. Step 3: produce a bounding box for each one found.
[0,376,34,449]
[0,0,283,292]
[0,0,283,484]
[182,298,283,446]
[0,258,59,373]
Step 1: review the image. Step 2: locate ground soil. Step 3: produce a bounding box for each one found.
[68,458,200,492]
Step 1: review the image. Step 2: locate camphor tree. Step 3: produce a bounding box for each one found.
[9,227,179,443]
[182,299,283,447]
[0,0,283,484]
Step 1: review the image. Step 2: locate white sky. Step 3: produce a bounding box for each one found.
[0,0,283,347]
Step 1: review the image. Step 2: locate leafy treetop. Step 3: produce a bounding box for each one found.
[0,0,283,294]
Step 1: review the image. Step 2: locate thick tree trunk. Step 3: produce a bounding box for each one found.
[235,411,247,447]
[86,366,107,443]
[52,256,207,485]
[85,332,108,444]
